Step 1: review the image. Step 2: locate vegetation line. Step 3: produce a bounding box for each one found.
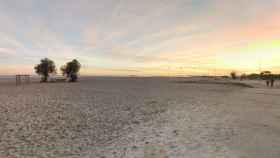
[175,80,254,88]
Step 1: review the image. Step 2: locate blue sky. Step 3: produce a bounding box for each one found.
[0,0,280,76]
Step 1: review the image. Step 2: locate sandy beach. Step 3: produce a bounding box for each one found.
[0,77,280,158]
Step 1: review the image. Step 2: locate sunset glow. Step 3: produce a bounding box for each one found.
[0,0,280,76]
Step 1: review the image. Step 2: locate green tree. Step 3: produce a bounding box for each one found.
[61,59,81,82]
[34,58,56,82]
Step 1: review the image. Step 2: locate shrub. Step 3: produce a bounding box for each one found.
[230,71,237,80]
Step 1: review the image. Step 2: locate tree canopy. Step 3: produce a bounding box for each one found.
[260,71,273,80]
[61,59,81,82]
[34,58,56,82]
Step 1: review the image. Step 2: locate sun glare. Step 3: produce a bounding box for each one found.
[216,39,280,73]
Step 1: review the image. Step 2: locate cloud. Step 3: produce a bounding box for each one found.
[0,47,16,56]
[1,0,280,75]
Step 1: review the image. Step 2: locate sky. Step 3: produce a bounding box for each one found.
[0,0,280,76]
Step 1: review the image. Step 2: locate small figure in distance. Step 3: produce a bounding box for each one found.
[266,80,270,87]
[270,78,275,88]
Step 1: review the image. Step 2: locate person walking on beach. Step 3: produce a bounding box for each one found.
[270,78,275,87]
[266,80,270,87]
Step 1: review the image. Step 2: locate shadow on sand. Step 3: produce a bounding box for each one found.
[174,80,254,88]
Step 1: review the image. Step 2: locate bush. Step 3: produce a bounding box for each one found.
[230,71,237,80]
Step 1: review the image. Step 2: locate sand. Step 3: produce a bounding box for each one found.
[0,77,280,158]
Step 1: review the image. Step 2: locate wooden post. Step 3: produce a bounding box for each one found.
[27,75,30,84]
[15,75,17,86]
[16,75,20,86]
[16,75,30,86]
[19,75,21,85]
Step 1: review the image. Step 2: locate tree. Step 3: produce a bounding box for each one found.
[61,59,81,82]
[260,71,272,80]
[230,71,237,80]
[34,58,56,82]
[247,73,260,80]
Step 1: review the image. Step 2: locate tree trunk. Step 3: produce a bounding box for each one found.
[41,75,48,82]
